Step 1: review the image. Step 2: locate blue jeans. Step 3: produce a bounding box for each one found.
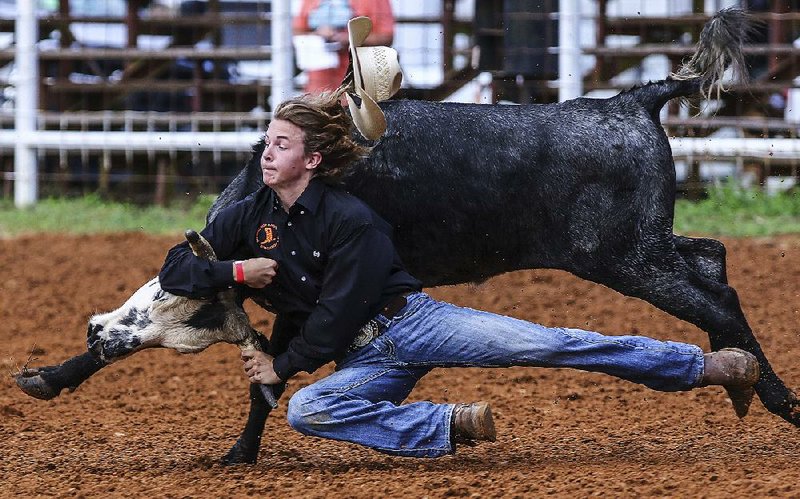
[285,292,705,458]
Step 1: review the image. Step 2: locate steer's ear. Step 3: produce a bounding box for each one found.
[185,230,218,262]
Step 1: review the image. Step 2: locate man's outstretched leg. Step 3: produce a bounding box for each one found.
[390,293,760,404]
[15,351,106,400]
[282,292,761,457]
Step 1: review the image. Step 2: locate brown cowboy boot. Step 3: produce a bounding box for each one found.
[702,348,760,418]
[451,402,496,447]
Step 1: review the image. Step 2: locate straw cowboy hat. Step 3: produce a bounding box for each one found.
[345,16,403,140]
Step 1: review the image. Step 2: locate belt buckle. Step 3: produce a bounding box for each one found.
[350,319,381,351]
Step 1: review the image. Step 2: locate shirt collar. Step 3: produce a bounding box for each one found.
[293,177,325,214]
[268,177,326,214]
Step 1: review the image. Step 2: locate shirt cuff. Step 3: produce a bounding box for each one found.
[272,353,301,381]
[209,260,237,287]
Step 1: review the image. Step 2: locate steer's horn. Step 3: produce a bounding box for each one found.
[185,229,218,262]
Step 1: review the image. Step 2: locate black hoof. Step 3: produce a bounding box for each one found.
[15,371,61,400]
[220,439,258,465]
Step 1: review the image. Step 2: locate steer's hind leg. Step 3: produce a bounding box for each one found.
[15,351,106,400]
[585,251,799,426]
[674,235,728,284]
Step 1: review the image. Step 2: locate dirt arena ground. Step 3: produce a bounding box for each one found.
[1,233,799,497]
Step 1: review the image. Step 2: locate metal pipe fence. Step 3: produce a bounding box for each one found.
[1,0,798,205]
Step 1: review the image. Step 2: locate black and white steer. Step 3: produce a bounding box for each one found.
[22,230,277,408]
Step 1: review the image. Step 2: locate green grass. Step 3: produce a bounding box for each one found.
[0,194,215,237]
[1,185,799,237]
[674,183,800,237]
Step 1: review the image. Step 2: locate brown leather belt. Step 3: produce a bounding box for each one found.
[379,292,412,319]
[348,292,413,352]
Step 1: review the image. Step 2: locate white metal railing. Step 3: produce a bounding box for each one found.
[13,0,37,207]
[0,130,260,152]
[669,138,800,160]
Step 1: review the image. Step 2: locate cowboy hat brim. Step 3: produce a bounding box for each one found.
[347,16,387,140]
[348,17,371,99]
[345,90,386,141]
[348,16,372,49]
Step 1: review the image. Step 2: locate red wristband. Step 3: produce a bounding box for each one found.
[234,261,245,283]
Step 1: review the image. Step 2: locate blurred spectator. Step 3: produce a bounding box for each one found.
[293,0,394,93]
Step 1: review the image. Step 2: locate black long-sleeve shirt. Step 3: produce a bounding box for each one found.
[159,178,421,380]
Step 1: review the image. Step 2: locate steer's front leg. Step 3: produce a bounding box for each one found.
[221,311,297,465]
[221,327,287,465]
[220,381,287,465]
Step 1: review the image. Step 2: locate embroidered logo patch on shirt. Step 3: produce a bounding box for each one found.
[256,223,279,251]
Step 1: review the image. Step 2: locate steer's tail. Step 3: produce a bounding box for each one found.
[632,8,758,115]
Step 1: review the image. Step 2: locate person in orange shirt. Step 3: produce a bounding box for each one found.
[293,0,394,93]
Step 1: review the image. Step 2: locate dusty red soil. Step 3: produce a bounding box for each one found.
[1,233,799,497]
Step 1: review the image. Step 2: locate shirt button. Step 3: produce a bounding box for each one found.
[301,276,307,282]
[300,210,305,215]
[287,221,293,227]
[291,250,296,256]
